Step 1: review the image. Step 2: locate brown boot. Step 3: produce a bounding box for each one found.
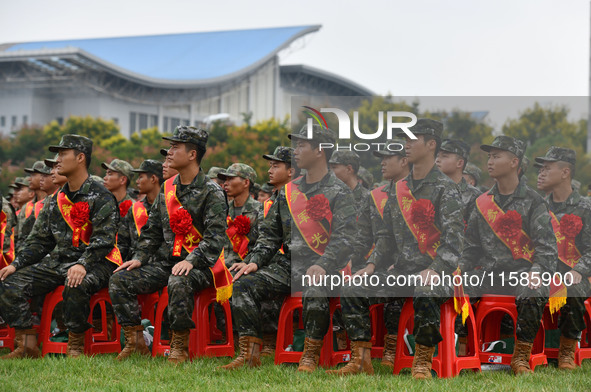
[381,334,397,368]
[219,336,263,370]
[260,333,276,357]
[1,328,40,359]
[326,341,374,375]
[67,331,86,358]
[297,337,323,373]
[411,344,436,379]
[116,325,151,361]
[558,336,578,370]
[510,340,534,375]
[168,330,190,364]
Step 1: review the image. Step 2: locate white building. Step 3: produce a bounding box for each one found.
[0,25,373,137]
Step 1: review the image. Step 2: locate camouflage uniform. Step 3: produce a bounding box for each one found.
[536,147,591,340]
[13,176,36,255]
[109,127,228,331]
[341,121,465,347]
[1,195,17,264]
[232,127,357,340]
[458,136,558,344]
[0,135,120,334]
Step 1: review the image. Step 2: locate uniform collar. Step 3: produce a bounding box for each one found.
[62,175,92,196]
[172,169,206,196]
[404,164,440,191]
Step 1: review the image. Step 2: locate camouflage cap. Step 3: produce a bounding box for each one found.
[480,135,526,159]
[533,161,543,170]
[252,183,261,193]
[535,146,576,166]
[397,118,443,139]
[463,162,482,184]
[263,146,294,163]
[48,134,93,157]
[24,161,46,174]
[44,154,58,168]
[206,166,224,179]
[218,163,257,183]
[36,163,52,175]
[357,166,374,188]
[11,177,30,188]
[101,159,134,181]
[160,148,169,157]
[373,138,406,158]
[162,126,208,150]
[132,159,163,178]
[288,124,336,145]
[440,139,470,160]
[328,151,360,173]
[261,183,274,193]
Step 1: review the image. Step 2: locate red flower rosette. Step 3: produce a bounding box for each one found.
[306,194,331,221]
[496,210,522,239]
[233,215,251,236]
[170,208,193,236]
[71,202,90,227]
[560,214,583,239]
[119,200,133,217]
[410,199,435,230]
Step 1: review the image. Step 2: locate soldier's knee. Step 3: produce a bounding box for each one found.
[167,274,190,291]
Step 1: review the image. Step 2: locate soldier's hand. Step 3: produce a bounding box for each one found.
[565,270,582,286]
[229,262,247,273]
[114,260,141,273]
[354,263,375,277]
[67,264,87,288]
[306,265,326,283]
[0,265,16,281]
[419,268,439,286]
[233,263,258,281]
[172,260,194,276]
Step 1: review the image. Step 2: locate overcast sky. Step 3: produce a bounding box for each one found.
[1,0,589,124]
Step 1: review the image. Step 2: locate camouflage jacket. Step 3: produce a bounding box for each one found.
[350,182,377,272]
[123,197,167,265]
[244,171,357,276]
[546,190,591,277]
[1,196,16,262]
[460,178,558,274]
[11,177,119,271]
[115,195,134,262]
[458,177,482,223]
[132,170,228,269]
[15,197,37,255]
[224,196,262,267]
[369,165,465,275]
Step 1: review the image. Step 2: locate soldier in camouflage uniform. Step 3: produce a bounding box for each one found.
[356,166,374,190]
[221,125,356,372]
[161,148,179,181]
[331,119,465,377]
[0,135,120,359]
[535,146,591,370]
[109,126,228,363]
[38,162,59,198]
[13,177,35,254]
[207,166,225,187]
[459,136,558,375]
[0,189,17,269]
[217,164,262,268]
[257,183,273,203]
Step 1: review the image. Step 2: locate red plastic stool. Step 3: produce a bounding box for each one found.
[40,286,67,356]
[476,295,546,370]
[85,288,121,355]
[152,287,174,357]
[393,298,481,378]
[369,303,385,358]
[274,294,350,367]
[543,299,591,366]
[191,286,234,357]
[138,292,159,325]
[0,325,15,351]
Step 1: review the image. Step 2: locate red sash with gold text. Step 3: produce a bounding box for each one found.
[132,201,149,237]
[0,211,15,267]
[371,184,388,219]
[226,216,249,260]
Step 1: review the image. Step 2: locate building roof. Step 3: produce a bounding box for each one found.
[0,25,320,87]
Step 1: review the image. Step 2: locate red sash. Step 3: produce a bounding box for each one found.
[263,199,273,218]
[396,180,441,259]
[285,182,333,256]
[164,175,232,303]
[371,184,388,219]
[475,193,535,261]
[24,201,34,219]
[34,200,44,219]
[57,192,122,266]
[226,216,249,260]
[550,212,582,269]
[132,201,149,237]
[0,211,14,267]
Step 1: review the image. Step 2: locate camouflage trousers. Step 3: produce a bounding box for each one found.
[0,260,114,333]
[109,262,213,331]
[414,270,551,347]
[556,279,591,341]
[232,261,332,340]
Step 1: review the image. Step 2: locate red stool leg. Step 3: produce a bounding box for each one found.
[275,294,304,365]
[370,303,385,358]
[320,298,351,367]
[40,286,67,357]
[193,287,234,358]
[85,288,121,355]
[152,287,170,357]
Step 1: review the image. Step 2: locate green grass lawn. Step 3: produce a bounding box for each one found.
[1,349,590,392]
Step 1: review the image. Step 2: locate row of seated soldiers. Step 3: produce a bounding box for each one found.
[0,120,589,380]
